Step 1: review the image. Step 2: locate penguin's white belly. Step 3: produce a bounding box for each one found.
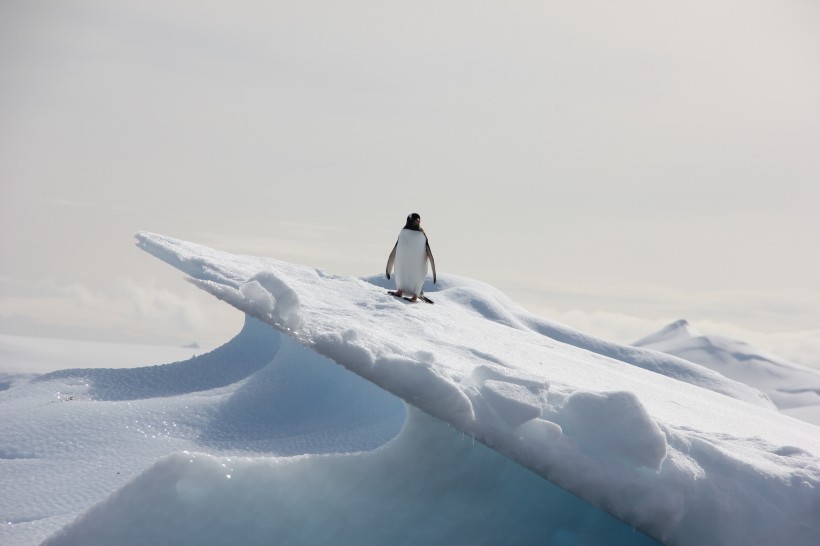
[394,229,428,295]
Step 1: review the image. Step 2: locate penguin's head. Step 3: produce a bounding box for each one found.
[403,213,422,231]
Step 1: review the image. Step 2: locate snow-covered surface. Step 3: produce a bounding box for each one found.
[635,320,820,425]
[1,325,651,545]
[1,232,818,545]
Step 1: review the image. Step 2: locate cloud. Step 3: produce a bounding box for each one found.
[502,278,820,370]
[0,277,241,347]
[523,306,820,371]
[503,276,820,330]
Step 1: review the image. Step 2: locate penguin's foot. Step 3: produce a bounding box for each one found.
[403,295,433,304]
[388,290,433,304]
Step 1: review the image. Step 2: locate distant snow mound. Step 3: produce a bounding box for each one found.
[633,319,700,347]
[635,320,820,418]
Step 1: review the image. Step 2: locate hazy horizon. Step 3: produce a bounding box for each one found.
[2,0,818,367]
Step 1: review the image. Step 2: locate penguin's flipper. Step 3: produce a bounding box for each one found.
[426,242,437,284]
[385,241,398,279]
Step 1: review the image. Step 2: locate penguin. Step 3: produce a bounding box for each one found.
[385,213,436,303]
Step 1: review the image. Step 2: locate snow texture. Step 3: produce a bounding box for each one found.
[1,232,818,546]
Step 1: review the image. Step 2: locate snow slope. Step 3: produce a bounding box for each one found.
[120,232,818,545]
[634,319,820,425]
[2,232,819,546]
[1,324,652,545]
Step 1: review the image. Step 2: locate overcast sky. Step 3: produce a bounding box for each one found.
[2,0,819,367]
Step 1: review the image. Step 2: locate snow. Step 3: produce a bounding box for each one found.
[2,232,819,546]
[635,319,820,425]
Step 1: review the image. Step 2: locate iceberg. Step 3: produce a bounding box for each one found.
[1,232,818,546]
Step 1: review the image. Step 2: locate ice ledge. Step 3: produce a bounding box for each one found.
[136,232,820,546]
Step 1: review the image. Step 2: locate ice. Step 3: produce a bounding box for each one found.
[1,323,654,546]
[1,232,819,545]
[0,317,406,545]
[42,409,658,546]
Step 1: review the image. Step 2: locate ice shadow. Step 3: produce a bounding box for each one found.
[196,334,407,455]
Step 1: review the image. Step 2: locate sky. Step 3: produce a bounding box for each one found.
[1,0,819,366]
